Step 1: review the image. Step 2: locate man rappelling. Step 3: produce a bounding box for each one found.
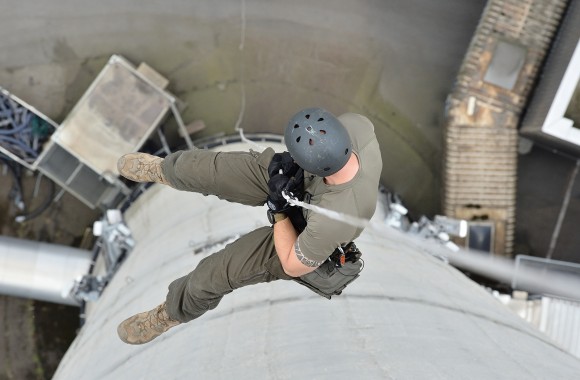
[116,108,382,345]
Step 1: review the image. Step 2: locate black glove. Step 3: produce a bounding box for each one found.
[267,173,291,212]
[268,152,300,178]
[284,168,304,199]
[266,167,305,210]
[267,152,305,216]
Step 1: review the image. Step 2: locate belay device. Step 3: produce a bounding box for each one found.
[294,242,363,299]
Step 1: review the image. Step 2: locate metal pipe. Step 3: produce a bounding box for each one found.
[0,236,92,306]
[547,159,580,259]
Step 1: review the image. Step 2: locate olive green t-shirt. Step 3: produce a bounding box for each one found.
[294,113,382,267]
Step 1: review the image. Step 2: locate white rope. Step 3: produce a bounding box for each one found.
[235,0,267,152]
[282,191,580,300]
[284,193,371,231]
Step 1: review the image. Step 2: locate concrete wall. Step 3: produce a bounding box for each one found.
[0,0,486,216]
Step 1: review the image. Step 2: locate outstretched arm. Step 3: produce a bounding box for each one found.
[273,219,317,278]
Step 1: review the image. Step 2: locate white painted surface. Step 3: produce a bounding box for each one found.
[53,143,580,379]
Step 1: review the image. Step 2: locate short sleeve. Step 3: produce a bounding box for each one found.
[294,213,357,267]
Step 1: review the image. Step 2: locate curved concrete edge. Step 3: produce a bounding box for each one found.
[53,143,580,379]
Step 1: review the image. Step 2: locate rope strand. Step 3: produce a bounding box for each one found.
[282,191,580,301]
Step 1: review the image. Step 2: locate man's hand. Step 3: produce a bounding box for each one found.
[268,152,299,178]
[267,173,291,212]
[266,168,304,213]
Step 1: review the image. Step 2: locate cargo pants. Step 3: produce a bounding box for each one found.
[160,147,293,322]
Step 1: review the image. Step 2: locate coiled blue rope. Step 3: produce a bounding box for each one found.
[0,93,53,162]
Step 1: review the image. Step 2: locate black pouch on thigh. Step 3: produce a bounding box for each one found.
[293,242,363,299]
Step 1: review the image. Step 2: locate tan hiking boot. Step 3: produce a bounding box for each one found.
[117,153,170,185]
[117,302,181,345]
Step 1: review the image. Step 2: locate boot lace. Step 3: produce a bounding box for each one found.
[137,304,174,332]
[138,158,166,183]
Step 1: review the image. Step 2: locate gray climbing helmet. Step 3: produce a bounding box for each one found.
[284,108,352,177]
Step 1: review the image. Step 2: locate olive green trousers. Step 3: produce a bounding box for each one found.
[161,147,292,322]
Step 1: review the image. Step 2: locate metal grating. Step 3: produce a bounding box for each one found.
[538,297,580,358]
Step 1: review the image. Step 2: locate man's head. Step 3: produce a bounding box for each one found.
[284,108,352,177]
